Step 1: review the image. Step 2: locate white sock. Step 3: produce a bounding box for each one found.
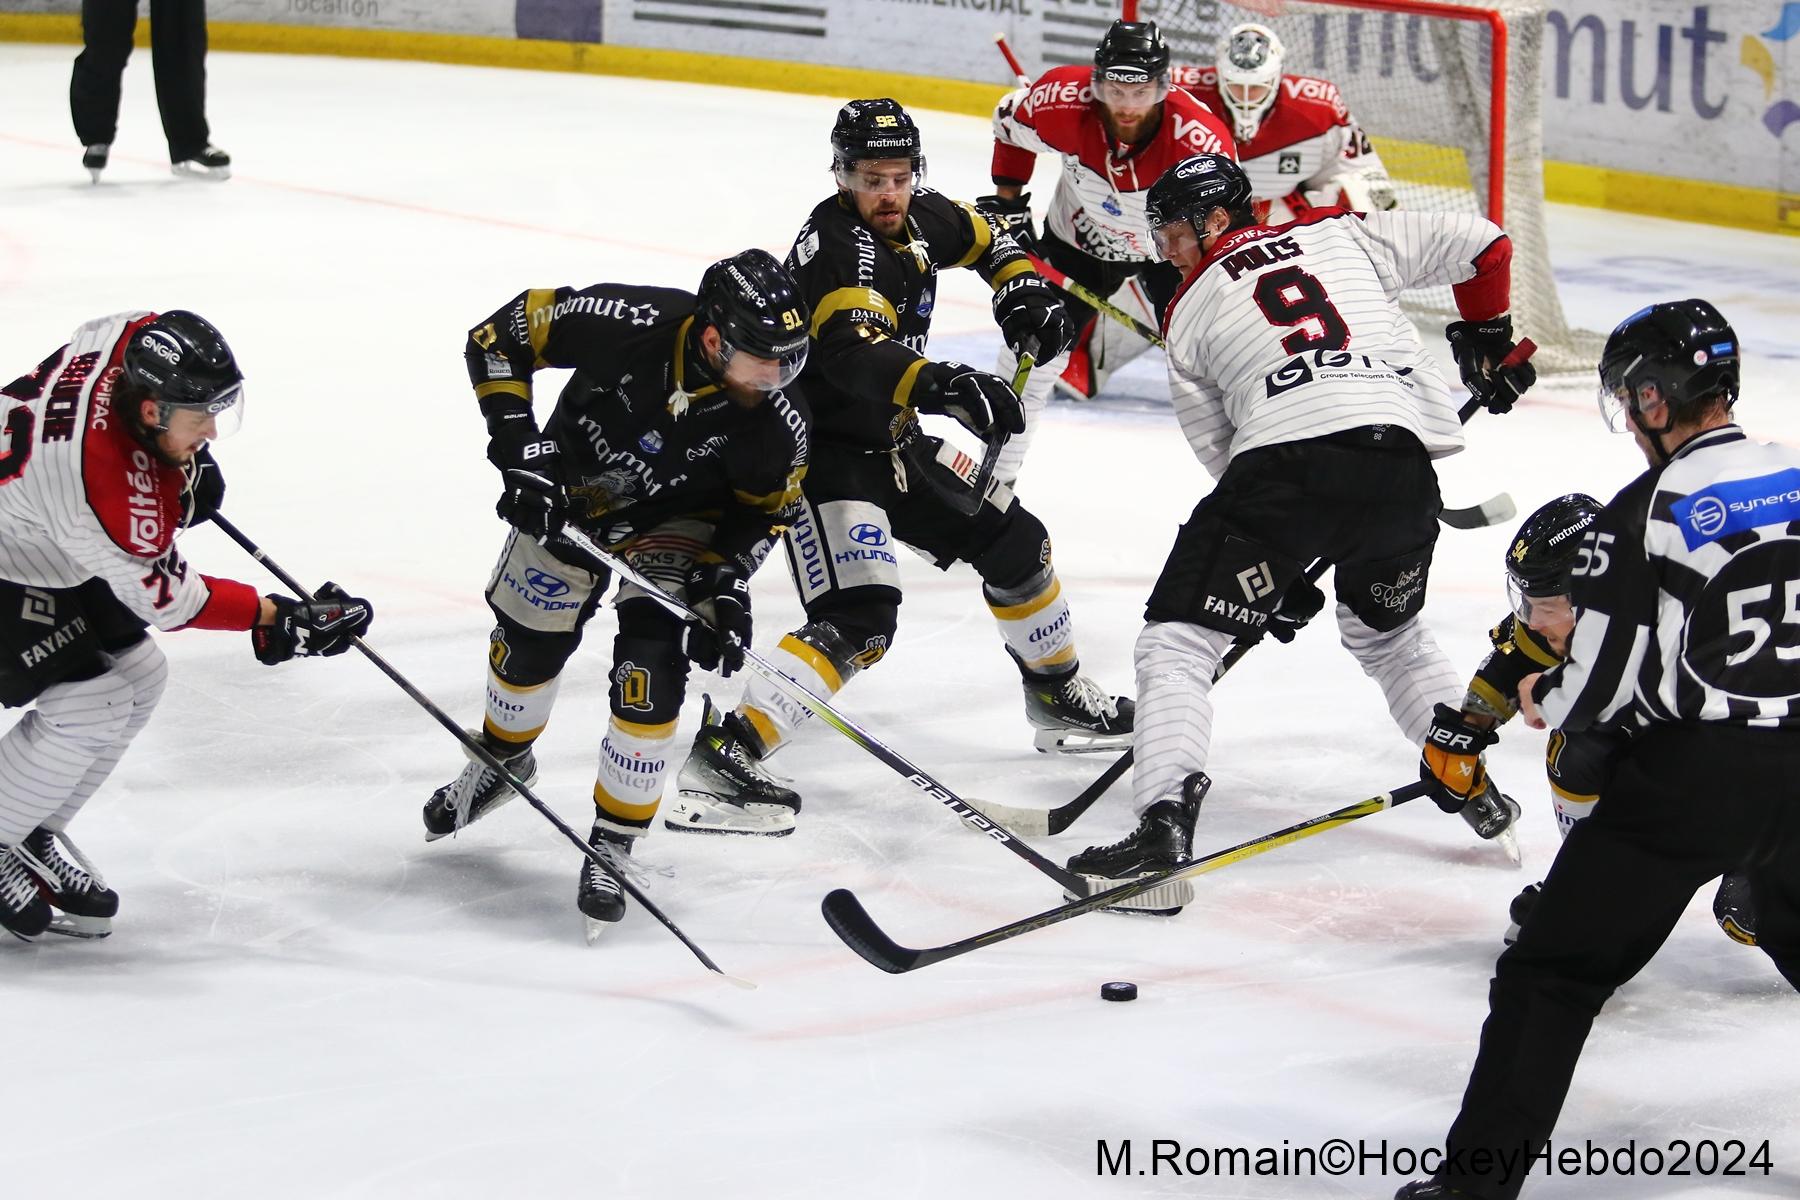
[1131,620,1234,813]
[43,637,168,831]
[0,670,135,845]
[993,346,1070,486]
[1336,607,1462,744]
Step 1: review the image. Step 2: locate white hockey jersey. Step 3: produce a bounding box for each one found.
[0,313,260,631]
[1163,209,1512,479]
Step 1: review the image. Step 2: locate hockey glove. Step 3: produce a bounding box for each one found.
[916,362,1026,440]
[1267,573,1326,645]
[180,444,226,528]
[1446,316,1536,414]
[486,411,569,542]
[683,562,752,677]
[1419,702,1499,813]
[992,273,1075,363]
[252,583,374,665]
[975,192,1038,256]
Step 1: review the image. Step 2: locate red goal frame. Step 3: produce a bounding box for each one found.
[1123,0,1509,224]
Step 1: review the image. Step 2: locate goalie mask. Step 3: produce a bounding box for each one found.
[1217,23,1284,144]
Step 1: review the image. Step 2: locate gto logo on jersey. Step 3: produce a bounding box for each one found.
[1237,561,1275,603]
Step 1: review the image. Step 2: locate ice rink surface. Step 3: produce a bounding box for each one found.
[3,44,1798,1199]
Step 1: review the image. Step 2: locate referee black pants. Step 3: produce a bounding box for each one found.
[70,0,210,160]
[1436,722,1800,1199]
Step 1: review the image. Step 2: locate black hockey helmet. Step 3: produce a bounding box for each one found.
[1598,298,1739,439]
[696,248,811,392]
[122,310,245,433]
[1094,20,1170,86]
[830,98,925,186]
[1145,154,1256,259]
[1506,492,1601,625]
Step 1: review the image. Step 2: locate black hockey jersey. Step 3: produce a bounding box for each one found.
[785,188,1034,451]
[1463,614,1564,723]
[465,284,810,568]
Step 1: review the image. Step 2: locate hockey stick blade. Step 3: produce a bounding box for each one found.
[823,780,1433,974]
[1440,492,1516,530]
[977,748,1132,837]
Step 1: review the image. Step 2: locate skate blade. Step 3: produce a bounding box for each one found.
[1072,874,1193,916]
[663,794,796,837]
[421,785,527,842]
[584,916,610,945]
[1717,916,1758,947]
[1032,727,1131,755]
[47,913,112,939]
[1495,825,1523,867]
[87,170,103,185]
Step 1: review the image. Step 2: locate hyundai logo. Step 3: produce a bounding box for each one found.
[849,523,888,546]
[526,568,571,598]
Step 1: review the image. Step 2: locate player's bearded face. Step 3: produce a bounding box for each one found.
[841,158,916,236]
[140,400,220,465]
[1098,79,1164,142]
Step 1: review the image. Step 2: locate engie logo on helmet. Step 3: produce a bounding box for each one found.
[1175,157,1218,179]
[139,331,182,365]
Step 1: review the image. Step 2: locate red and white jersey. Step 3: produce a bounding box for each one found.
[992,65,1236,262]
[1162,209,1512,479]
[0,312,260,631]
[1174,67,1390,223]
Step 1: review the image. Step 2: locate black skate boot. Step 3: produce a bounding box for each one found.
[0,843,53,942]
[1460,780,1522,864]
[82,143,109,183]
[578,824,634,943]
[16,827,118,938]
[1713,870,1758,946]
[1395,1182,1478,1199]
[1021,665,1135,754]
[172,145,231,180]
[422,735,538,841]
[1502,881,1542,946]
[666,697,800,837]
[1065,771,1209,916]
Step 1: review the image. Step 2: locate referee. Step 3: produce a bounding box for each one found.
[1399,299,1800,1200]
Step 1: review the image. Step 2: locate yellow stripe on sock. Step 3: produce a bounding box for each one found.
[987,577,1062,621]
[777,633,844,694]
[1018,644,1078,672]
[610,716,676,740]
[742,705,784,753]
[483,718,545,745]
[594,781,661,823]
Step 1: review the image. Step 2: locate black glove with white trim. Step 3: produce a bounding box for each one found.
[916,362,1026,440]
[683,562,752,677]
[976,192,1038,256]
[487,415,569,543]
[1446,315,1536,414]
[991,273,1074,362]
[252,583,374,665]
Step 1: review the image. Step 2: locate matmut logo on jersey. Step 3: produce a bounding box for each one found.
[1670,467,1800,549]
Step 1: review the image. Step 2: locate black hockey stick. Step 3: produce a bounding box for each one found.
[1026,253,1166,348]
[942,353,1033,518]
[211,514,751,987]
[824,779,1433,973]
[553,524,1094,896]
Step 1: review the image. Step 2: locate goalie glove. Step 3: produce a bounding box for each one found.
[916,362,1026,440]
[991,273,1074,363]
[1419,702,1499,813]
[1446,315,1537,414]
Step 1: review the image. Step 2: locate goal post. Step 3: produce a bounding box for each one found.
[1117,0,1599,371]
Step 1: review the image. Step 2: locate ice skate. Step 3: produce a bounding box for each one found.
[422,736,537,841]
[0,843,53,943]
[1713,871,1757,946]
[83,143,109,184]
[15,827,119,938]
[1461,781,1522,866]
[665,698,800,837]
[1502,881,1542,946]
[172,145,232,181]
[1023,669,1134,753]
[579,825,634,943]
[1065,771,1208,915]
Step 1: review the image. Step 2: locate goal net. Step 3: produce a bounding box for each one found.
[1089,0,1602,372]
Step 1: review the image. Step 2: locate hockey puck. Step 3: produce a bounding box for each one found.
[1100,981,1138,1002]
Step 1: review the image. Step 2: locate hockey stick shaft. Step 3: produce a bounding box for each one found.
[553,524,1092,893]
[1025,253,1166,348]
[211,514,745,984]
[823,780,1433,973]
[994,32,1030,87]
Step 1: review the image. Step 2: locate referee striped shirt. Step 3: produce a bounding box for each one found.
[1535,425,1800,731]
